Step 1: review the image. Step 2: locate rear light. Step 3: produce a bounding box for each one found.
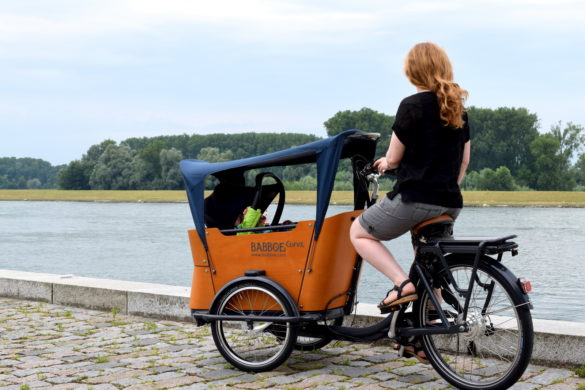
[518,278,532,294]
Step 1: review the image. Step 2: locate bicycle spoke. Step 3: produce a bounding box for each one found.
[419,260,532,389]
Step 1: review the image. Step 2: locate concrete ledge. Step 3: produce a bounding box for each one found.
[54,284,127,312]
[0,277,52,302]
[128,288,191,321]
[0,269,191,319]
[1,269,584,367]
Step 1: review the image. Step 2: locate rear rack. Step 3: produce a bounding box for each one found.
[419,235,518,255]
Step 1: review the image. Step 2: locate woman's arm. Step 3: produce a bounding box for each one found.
[457,140,471,185]
[374,132,406,172]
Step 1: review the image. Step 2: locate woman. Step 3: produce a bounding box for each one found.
[349,42,470,358]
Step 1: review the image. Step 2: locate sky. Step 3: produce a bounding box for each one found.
[1,0,584,165]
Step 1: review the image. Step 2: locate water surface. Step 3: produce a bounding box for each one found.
[1,201,583,322]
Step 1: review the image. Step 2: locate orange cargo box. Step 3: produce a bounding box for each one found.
[188,210,361,312]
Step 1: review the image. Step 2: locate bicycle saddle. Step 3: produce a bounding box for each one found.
[411,214,454,244]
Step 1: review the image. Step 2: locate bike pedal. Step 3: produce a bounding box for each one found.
[379,304,402,315]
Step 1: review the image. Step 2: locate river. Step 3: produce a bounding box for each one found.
[1,201,584,323]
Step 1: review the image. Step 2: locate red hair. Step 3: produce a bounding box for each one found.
[404,42,468,128]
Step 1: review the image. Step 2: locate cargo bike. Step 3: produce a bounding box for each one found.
[179,130,534,390]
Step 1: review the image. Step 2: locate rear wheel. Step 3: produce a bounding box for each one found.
[415,255,533,390]
[211,282,297,372]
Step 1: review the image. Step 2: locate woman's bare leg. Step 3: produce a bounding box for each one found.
[349,219,415,304]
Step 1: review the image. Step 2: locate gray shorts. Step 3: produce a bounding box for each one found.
[358,193,461,241]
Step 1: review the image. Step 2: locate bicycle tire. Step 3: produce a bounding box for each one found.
[211,281,298,372]
[414,254,533,390]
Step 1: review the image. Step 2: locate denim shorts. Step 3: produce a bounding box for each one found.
[358,193,461,241]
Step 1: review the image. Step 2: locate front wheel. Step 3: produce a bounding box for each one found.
[211,282,298,372]
[415,254,533,390]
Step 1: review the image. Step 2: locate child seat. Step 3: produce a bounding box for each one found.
[204,172,285,230]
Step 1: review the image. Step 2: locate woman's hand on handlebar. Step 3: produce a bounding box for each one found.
[373,157,390,174]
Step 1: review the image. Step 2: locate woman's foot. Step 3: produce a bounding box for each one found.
[393,343,429,364]
[378,279,417,312]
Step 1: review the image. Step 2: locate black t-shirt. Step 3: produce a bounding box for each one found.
[387,91,470,208]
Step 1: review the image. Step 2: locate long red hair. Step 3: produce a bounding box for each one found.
[404,42,468,128]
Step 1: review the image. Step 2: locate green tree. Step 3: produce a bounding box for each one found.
[197,147,234,162]
[83,140,116,163]
[323,107,394,159]
[0,157,61,189]
[324,107,394,136]
[529,134,566,190]
[57,140,116,189]
[551,121,585,170]
[467,107,539,179]
[461,170,481,190]
[575,153,585,187]
[57,160,93,189]
[135,140,165,187]
[89,144,134,190]
[160,148,184,189]
[526,122,583,190]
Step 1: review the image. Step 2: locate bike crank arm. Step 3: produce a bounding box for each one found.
[397,324,466,337]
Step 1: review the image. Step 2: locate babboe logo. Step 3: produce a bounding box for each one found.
[250,241,304,257]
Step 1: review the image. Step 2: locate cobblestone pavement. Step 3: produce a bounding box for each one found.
[1,298,584,390]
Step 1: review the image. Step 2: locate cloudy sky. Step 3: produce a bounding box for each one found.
[1,0,584,165]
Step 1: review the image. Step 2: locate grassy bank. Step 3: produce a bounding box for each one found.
[1,189,585,207]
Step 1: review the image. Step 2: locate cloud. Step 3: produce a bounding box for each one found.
[1,0,583,55]
[0,1,379,46]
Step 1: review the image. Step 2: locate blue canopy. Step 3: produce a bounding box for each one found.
[180,130,378,249]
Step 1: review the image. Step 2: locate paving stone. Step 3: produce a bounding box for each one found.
[265,374,305,385]
[361,352,401,364]
[87,369,152,384]
[293,374,348,388]
[330,364,377,377]
[400,373,436,384]
[379,379,411,388]
[173,383,210,390]
[349,360,373,367]
[529,368,575,385]
[510,381,542,389]
[391,364,423,376]
[411,379,450,389]
[46,375,78,384]
[349,377,381,384]
[368,371,397,381]
[152,374,204,388]
[351,385,386,390]
[197,368,244,380]
[0,298,573,390]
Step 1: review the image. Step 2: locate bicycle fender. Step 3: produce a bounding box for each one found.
[208,275,300,318]
[445,253,532,309]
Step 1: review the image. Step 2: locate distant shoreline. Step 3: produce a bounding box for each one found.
[1,189,585,207]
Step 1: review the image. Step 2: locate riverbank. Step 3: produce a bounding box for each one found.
[2,189,585,207]
[1,269,585,369]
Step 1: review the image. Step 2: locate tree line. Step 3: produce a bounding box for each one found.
[2,106,584,191]
[0,157,63,189]
[324,107,585,191]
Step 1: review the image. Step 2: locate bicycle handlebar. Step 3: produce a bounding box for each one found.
[359,163,396,203]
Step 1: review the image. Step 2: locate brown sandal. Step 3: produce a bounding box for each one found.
[393,342,430,365]
[377,279,418,314]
